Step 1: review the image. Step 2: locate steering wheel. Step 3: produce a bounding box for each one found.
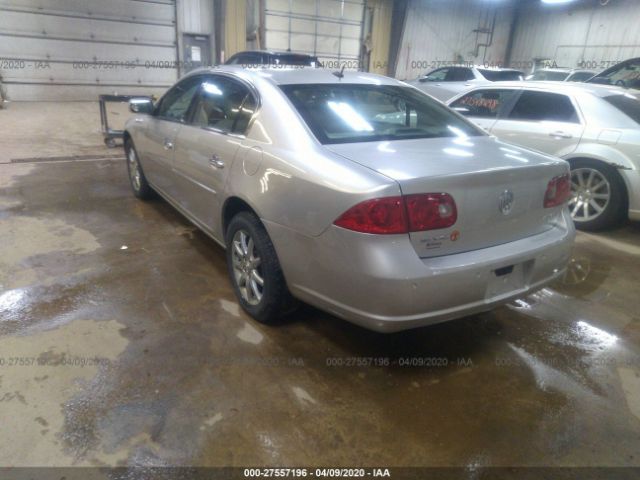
[615,79,627,88]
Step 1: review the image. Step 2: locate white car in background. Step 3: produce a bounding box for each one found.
[526,68,598,83]
[409,65,523,101]
[447,81,640,230]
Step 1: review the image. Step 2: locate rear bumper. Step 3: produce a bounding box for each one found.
[266,210,575,333]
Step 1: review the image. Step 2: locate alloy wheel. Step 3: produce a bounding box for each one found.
[231,229,264,306]
[128,148,142,191]
[569,168,610,222]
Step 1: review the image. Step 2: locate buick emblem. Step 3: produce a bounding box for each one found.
[499,190,515,215]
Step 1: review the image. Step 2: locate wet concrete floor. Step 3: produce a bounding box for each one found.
[1,158,640,469]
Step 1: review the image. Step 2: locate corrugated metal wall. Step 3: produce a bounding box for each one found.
[0,0,179,101]
[508,0,640,72]
[264,0,365,68]
[394,0,516,81]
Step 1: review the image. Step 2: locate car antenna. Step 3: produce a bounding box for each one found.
[332,65,346,79]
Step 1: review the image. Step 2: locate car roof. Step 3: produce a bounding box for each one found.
[453,80,639,98]
[229,50,317,58]
[185,65,403,86]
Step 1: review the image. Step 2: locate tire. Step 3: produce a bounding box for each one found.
[124,139,153,200]
[225,211,297,324]
[568,159,627,231]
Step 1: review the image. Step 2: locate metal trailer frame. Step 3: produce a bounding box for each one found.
[99,94,152,148]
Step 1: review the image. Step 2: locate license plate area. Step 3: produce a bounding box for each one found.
[485,261,532,299]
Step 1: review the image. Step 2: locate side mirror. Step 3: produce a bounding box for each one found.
[419,77,429,83]
[129,98,154,114]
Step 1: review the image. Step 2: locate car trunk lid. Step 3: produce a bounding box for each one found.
[326,136,569,258]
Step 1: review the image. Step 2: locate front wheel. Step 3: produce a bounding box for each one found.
[225,212,297,324]
[568,159,627,231]
[125,139,153,200]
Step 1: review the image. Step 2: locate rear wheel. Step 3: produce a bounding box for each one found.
[125,139,153,200]
[568,159,626,231]
[225,212,297,324]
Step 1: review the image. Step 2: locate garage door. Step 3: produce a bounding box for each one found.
[264,0,364,70]
[0,0,178,101]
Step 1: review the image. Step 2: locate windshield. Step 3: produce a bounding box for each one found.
[478,69,523,81]
[527,70,570,81]
[604,93,640,125]
[589,59,640,89]
[280,84,484,145]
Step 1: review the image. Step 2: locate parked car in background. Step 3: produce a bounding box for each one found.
[124,67,574,332]
[225,50,322,68]
[526,68,597,82]
[409,65,523,101]
[447,81,640,230]
[587,57,640,90]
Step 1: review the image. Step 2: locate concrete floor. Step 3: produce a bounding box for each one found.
[1,103,640,471]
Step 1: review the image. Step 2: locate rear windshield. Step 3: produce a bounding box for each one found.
[280,84,483,144]
[271,54,320,67]
[604,93,640,125]
[478,69,523,81]
[527,70,569,81]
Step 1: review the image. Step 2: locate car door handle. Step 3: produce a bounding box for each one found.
[135,118,144,123]
[209,154,225,169]
[549,131,572,139]
[163,140,174,150]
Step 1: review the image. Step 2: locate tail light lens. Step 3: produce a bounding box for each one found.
[405,193,457,231]
[334,193,457,234]
[334,196,407,234]
[544,173,571,208]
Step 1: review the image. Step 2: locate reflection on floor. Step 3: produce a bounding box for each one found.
[1,154,639,468]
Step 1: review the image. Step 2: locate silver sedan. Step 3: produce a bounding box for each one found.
[124,67,574,332]
[448,81,640,230]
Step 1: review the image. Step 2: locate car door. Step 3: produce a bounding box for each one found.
[172,75,257,236]
[139,75,202,196]
[490,90,584,156]
[449,87,520,132]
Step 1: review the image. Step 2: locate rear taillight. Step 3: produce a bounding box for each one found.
[334,196,407,234]
[544,173,571,208]
[334,193,457,234]
[405,193,457,231]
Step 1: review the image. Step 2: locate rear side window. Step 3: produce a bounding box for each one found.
[604,94,640,125]
[450,89,518,118]
[479,69,523,81]
[508,91,579,123]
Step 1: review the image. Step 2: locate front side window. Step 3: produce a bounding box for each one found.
[422,68,449,82]
[280,84,483,144]
[155,76,202,122]
[190,76,256,134]
[508,91,579,123]
[450,89,518,118]
[604,93,640,125]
